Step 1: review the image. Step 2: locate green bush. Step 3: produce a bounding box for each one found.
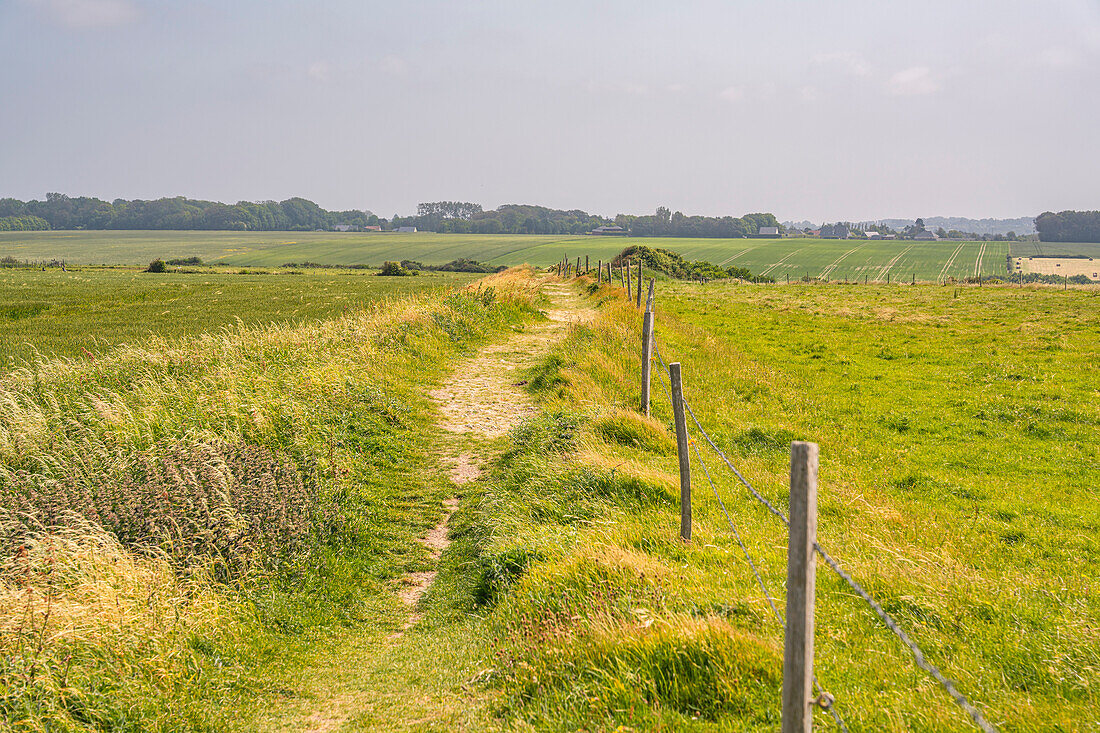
[145,259,167,273]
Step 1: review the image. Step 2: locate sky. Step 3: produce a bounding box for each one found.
[1,0,1098,222]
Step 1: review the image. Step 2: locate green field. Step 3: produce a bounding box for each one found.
[0,267,477,368]
[2,267,1097,730]
[5,230,1100,282]
[468,277,1099,729]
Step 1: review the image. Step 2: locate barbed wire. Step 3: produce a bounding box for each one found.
[651,333,997,732]
[690,440,849,732]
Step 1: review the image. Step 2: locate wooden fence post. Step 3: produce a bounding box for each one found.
[636,260,643,307]
[669,362,691,541]
[641,307,654,416]
[576,257,581,276]
[607,261,612,284]
[597,259,602,283]
[646,278,655,311]
[626,258,633,297]
[781,441,819,733]
[586,255,589,274]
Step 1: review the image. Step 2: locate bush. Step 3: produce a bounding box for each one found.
[165,256,203,266]
[378,261,416,276]
[145,259,167,273]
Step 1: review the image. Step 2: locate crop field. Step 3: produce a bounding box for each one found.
[5,230,1100,282]
[471,277,1099,729]
[0,266,476,369]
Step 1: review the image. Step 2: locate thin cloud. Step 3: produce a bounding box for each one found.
[23,0,138,28]
[813,51,871,77]
[307,61,331,83]
[887,66,940,95]
[718,85,744,102]
[379,55,409,77]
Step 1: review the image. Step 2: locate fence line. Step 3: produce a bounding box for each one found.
[654,330,997,733]
[553,262,997,732]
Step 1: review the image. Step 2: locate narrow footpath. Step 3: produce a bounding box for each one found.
[254,278,593,732]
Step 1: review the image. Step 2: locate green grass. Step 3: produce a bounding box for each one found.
[455,277,1098,730]
[0,269,541,731]
[6,230,1100,281]
[0,266,478,368]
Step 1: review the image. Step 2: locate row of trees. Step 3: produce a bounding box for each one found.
[614,207,780,238]
[391,204,609,235]
[1035,211,1100,242]
[0,194,379,231]
[1,194,784,239]
[0,215,50,231]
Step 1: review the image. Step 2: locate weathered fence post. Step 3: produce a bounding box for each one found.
[597,259,602,283]
[636,259,643,307]
[586,255,589,274]
[641,306,654,416]
[669,362,691,541]
[626,258,633,297]
[576,257,581,276]
[607,261,612,284]
[781,441,819,733]
[646,278,655,311]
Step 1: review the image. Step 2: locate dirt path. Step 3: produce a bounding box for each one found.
[389,282,593,613]
[262,278,594,733]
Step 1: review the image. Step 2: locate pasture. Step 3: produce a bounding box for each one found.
[468,276,1099,729]
[5,230,1100,281]
[0,266,476,368]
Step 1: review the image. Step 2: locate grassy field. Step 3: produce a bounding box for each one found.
[5,230,1100,281]
[2,266,1097,730]
[0,266,477,368]
[0,268,541,731]
[457,275,1099,730]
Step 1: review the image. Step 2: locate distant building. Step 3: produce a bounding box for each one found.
[396,226,418,233]
[333,223,352,232]
[363,225,382,231]
[913,230,938,240]
[758,226,780,236]
[589,225,628,236]
[865,231,881,239]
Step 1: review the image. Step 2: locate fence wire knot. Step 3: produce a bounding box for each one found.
[813,691,835,710]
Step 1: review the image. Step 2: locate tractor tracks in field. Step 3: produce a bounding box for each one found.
[938,241,967,281]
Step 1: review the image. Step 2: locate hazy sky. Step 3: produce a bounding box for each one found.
[2,0,1098,222]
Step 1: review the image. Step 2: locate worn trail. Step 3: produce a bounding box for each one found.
[255,278,592,732]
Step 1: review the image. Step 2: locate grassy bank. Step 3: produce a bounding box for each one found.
[460,277,1098,730]
[0,269,540,731]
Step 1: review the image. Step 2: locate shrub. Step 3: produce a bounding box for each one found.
[145,259,167,273]
[378,261,416,276]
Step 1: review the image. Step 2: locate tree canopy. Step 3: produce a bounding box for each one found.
[1035,211,1100,242]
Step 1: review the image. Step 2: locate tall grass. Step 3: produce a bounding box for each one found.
[461,277,1098,731]
[0,268,539,730]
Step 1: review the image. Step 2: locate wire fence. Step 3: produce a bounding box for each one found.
[553,259,999,731]
[652,330,997,733]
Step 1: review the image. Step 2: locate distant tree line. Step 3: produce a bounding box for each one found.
[1035,211,1100,243]
[0,215,50,231]
[391,204,608,235]
[0,194,379,231]
[0,193,781,239]
[614,207,780,238]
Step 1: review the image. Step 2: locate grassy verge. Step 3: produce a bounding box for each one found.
[0,268,540,731]
[459,277,1098,730]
